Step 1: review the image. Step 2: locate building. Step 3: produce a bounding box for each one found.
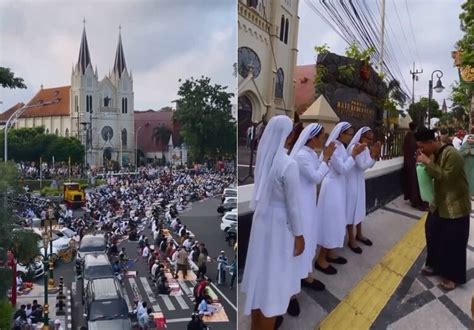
[134,109,187,165]
[237,0,300,144]
[0,23,135,168]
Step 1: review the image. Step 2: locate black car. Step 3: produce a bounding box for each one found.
[225,223,237,247]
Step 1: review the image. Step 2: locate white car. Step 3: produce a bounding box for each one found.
[30,228,74,262]
[221,188,237,202]
[220,210,237,231]
[17,258,44,280]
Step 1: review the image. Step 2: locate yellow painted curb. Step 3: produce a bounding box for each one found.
[318,214,427,330]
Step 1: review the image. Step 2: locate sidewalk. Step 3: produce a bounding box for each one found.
[16,283,72,329]
[238,195,474,329]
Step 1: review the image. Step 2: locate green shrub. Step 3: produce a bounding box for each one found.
[0,299,14,330]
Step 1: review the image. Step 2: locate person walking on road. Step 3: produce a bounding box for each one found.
[416,129,471,291]
[216,251,228,285]
[174,246,189,279]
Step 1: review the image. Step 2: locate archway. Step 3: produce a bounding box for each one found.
[103,147,112,165]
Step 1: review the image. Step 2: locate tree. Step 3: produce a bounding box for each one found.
[0,127,84,163]
[0,162,40,327]
[151,126,172,147]
[0,67,27,89]
[408,97,441,128]
[174,77,236,163]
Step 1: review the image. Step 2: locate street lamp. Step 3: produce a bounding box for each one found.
[427,70,445,129]
[47,203,55,290]
[42,230,50,329]
[135,126,142,170]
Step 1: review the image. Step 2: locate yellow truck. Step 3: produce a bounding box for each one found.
[63,182,85,209]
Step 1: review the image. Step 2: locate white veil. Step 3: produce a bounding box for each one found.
[250,115,293,211]
[289,123,323,158]
[325,121,352,147]
[347,126,371,151]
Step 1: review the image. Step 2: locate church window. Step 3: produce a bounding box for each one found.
[55,128,59,136]
[46,128,50,134]
[86,95,92,113]
[65,128,69,137]
[75,95,78,112]
[122,128,127,147]
[247,0,258,9]
[280,16,285,41]
[125,98,128,114]
[275,68,284,99]
[284,18,289,44]
[104,96,111,107]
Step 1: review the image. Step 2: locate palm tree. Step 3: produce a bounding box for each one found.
[151,126,172,148]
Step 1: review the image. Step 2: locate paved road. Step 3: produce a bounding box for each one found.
[51,197,236,329]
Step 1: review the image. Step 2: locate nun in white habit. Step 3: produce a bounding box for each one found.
[314,122,366,275]
[241,115,305,329]
[346,127,381,253]
[289,123,335,291]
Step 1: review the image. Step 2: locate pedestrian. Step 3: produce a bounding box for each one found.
[241,115,305,330]
[315,122,365,275]
[197,247,208,279]
[459,134,474,201]
[346,127,381,253]
[228,258,237,290]
[174,246,189,279]
[290,123,334,293]
[216,251,228,285]
[54,319,64,330]
[416,128,471,291]
[402,122,428,210]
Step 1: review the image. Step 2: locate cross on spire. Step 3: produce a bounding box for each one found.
[83,17,86,27]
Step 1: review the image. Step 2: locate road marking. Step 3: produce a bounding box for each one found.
[166,317,192,323]
[178,279,192,296]
[159,294,175,311]
[71,282,76,295]
[122,285,133,311]
[209,282,237,311]
[319,214,427,329]
[139,277,161,312]
[129,277,143,301]
[174,295,189,309]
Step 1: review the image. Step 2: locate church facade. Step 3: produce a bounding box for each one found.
[3,24,135,168]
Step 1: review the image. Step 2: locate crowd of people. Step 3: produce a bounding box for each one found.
[242,116,472,329]
[13,300,63,330]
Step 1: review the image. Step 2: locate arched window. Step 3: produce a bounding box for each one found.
[122,128,127,147]
[275,68,284,99]
[55,128,59,136]
[247,0,258,9]
[284,19,289,44]
[280,16,285,41]
[65,128,69,137]
[86,95,93,113]
[125,97,128,114]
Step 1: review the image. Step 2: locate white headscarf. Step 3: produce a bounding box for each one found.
[347,126,371,151]
[325,121,352,147]
[250,115,293,211]
[289,123,323,158]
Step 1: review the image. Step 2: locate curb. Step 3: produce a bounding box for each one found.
[66,288,72,330]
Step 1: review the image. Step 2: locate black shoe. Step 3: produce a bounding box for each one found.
[314,262,337,275]
[275,315,284,329]
[287,298,300,317]
[326,256,347,264]
[356,237,373,246]
[348,244,363,254]
[301,279,325,291]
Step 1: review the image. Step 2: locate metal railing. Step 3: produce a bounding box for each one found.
[374,129,407,160]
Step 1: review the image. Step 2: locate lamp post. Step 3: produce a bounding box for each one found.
[135,126,142,171]
[42,230,50,329]
[47,203,55,290]
[427,70,445,129]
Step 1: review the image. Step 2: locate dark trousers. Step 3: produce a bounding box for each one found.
[425,211,470,284]
[198,264,207,279]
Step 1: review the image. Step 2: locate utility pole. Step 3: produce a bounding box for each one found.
[410,62,423,104]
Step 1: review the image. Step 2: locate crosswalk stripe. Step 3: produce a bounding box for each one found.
[139,277,161,312]
[122,286,133,311]
[129,277,143,301]
[174,295,189,309]
[160,294,175,311]
[178,279,192,296]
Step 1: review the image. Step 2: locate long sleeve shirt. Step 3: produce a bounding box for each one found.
[424,145,471,219]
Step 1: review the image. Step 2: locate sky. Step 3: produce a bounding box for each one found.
[297,0,464,109]
[0,0,236,113]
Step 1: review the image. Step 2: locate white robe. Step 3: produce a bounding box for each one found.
[295,146,329,278]
[317,140,355,249]
[346,148,376,225]
[241,152,303,317]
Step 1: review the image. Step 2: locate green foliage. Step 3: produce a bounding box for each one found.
[152,126,172,146]
[174,77,236,163]
[314,43,330,54]
[344,42,376,63]
[0,163,40,298]
[0,299,14,330]
[450,80,471,112]
[0,127,84,163]
[41,187,62,197]
[408,97,441,128]
[337,64,356,81]
[0,67,27,89]
[458,0,474,66]
[314,64,328,95]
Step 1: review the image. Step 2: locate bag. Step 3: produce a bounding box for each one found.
[416,164,434,204]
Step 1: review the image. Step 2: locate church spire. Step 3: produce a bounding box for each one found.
[113,25,127,78]
[77,18,92,75]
